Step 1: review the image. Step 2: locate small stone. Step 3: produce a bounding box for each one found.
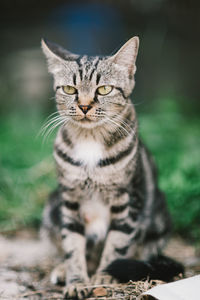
[93,287,107,297]
[19,285,26,292]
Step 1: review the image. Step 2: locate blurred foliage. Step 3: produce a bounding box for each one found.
[0,112,56,231]
[0,99,199,243]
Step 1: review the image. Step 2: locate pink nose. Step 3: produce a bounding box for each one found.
[78,105,92,114]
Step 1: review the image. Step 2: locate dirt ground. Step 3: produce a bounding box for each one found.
[0,229,199,300]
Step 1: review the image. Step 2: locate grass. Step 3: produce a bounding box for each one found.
[0,99,200,242]
[0,112,56,230]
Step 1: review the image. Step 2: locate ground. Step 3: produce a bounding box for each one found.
[0,229,199,300]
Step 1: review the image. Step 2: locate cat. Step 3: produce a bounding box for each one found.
[41,37,183,299]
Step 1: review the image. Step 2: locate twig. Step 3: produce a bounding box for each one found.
[18,290,44,297]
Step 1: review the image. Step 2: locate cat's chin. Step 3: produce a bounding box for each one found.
[72,117,105,129]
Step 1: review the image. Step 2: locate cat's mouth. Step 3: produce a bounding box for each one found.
[70,114,93,122]
[71,114,104,128]
[80,116,101,123]
[81,117,92,122]
[77,114,101,122]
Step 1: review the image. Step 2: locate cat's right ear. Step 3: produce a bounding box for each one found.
[41,39,78,74]
[41,39,64,74]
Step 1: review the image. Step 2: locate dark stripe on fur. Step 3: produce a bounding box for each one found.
[63,200,80,210]
[65,251,74,260]
[116,187,128,196]
[111,203,128,213]
[98,141,134,167]
[110,221,134,234]
[129,210,138,221]
[75,94,78,103]
[73,73,76,86]
[89,59,100,81]
[94,92,99,103]
[115,87,127,99]
[96,73,101,85]
[62,222,84,235]
[79,69,83,81]
[61,129,73,147]
[56,147,82,166]
[89,68,95,81]
[145,227,170,243]
[104,131,127,148]
[76,56,84,81]
[59,183,75,192]
[115,246,129,256]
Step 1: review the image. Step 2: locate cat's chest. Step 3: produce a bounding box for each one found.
[80,197,110,243]
[72,139,103,168]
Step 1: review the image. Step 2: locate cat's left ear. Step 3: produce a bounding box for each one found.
[110,36,139,77]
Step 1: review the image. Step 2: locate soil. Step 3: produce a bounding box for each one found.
[0,229,199,300]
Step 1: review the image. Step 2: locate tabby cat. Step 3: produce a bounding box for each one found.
[41,37,183,299]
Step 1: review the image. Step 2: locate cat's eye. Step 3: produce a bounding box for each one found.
[62,85,77,95]
[97,85,113,95]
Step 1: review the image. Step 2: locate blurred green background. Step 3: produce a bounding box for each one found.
[0,0,199,243]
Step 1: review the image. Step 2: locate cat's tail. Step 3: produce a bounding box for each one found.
[105,255,184,283]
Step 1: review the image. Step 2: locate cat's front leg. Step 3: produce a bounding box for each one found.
[60,223,89,298]
[61,231,88,285]
[95,218,140,281]
[49,223,89,298]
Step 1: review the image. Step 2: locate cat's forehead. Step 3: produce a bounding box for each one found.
[77,55,100,76]
[61,55,114,87]
[76,55,110,73]
[71,55,115,82]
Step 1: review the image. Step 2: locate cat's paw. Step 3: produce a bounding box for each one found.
[50,263,66,285]
[91,272,118,285]
[63,282,91,299]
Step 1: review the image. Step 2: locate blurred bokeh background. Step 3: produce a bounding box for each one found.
[0,0,199,244]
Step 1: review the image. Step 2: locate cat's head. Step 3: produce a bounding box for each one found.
[42,37,139,129]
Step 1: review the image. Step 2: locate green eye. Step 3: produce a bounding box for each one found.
[97,85,113,95]
[62,85,77,95]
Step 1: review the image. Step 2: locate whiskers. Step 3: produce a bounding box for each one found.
[86,106,135,138]
[105,112,135,138]
[38,111,70,143]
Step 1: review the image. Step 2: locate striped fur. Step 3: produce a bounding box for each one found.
[41,37,172,297]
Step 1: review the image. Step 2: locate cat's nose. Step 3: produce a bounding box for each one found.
[78,105,92,114]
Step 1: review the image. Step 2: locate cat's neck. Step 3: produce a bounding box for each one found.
[62,121,103,143]
[55,103,138,171]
